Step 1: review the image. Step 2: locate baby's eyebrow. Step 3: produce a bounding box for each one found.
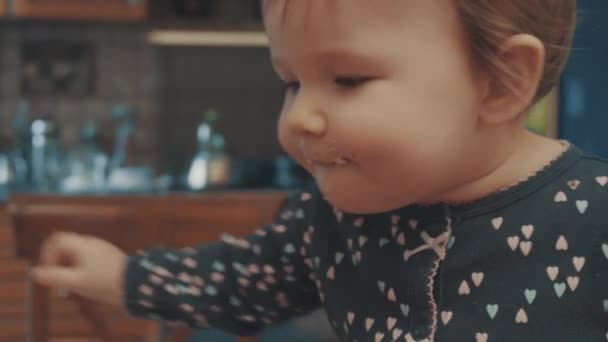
[271,48,383,72]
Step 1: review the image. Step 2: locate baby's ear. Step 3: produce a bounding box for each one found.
[479,34,545,125]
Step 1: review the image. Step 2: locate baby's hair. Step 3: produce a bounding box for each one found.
[262,0,577,103]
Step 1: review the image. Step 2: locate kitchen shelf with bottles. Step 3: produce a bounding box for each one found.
[146,0,267,47]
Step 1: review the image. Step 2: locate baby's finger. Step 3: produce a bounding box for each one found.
[32,265,82,290]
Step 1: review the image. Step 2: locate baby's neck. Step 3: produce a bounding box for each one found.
[436,132,567,205]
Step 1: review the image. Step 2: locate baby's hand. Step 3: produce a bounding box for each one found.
[32,232,128,307]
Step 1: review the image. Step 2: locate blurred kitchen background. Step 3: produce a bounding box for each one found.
[0,0,312,203]
[0,0,606,341]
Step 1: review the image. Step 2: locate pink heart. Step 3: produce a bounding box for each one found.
[347,312,355,325]
[472,272,485,287]
[409,219,418,230]
[476,332,489,342]
[441,311,453,325]
[301,192,312,201]
[567,180,580,190]
[459,280,471,295]
[391,215,400,225]
[546,266,559,281]
[554,191,568,202]
[567,276,579,291]
[507,236,520,251]
[515,308,528,324]
[326,266,335,280]
[387,316,397,330]
[397,233,406,246]
[556,235,569,251]
[388,288,397,302]
[573,256,585,272]
[375,332,384,342]
[492,217,503,230]
[359,236,368,248]
[519,241,533,256]
[354,217,365,227]
[521,225,534,239]
[365,318,374,331]
[392,328,403,340]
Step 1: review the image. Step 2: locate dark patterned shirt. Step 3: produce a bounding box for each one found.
[124,145,608,341]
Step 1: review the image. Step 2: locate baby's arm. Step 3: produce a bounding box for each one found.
[33,189,320,337]
[124,190,320,335]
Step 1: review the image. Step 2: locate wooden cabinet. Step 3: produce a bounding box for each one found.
[11,0,147,21]
[8,191,288,342]
[0,1,7,16]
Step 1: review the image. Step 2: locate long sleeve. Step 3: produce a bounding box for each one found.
[122,188,321,336]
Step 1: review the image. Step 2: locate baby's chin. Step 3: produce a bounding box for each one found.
[317,181,416,215]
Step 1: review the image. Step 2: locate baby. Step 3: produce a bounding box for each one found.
[34,1,608,341]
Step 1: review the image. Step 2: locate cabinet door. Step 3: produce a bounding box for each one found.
[12,0,147,21]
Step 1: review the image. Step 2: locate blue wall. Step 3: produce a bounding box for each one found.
[560,0,608,157]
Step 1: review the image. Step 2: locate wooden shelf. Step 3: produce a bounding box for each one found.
[147,30,269,47]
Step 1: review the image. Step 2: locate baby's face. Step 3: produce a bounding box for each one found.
[265,0,488,213]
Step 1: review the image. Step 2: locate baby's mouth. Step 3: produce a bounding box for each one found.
[306,156,351,167]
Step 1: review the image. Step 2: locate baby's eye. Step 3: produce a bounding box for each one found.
[284,81,301,93]
[334,76,371,88]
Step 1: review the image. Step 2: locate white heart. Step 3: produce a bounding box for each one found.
[576,200,589,214]
[492,217,503,230]
[603,299,608,313]
[524,289,537,304]
[486,304,499,319]
[441,311,453,325]
[378,281,386,293]
[375,332,384,342]
[596,176,608,186]
[602,244,608,259]
[448,236,456,249]
[521,225,534,239]
[554,282,566,298]
[400,304,410,317]
[335,252,344,264]
[379,238,390,247]
[554,191,568,202]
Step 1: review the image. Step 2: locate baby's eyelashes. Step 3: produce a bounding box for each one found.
[334,75,372,88]
[283,81,301,93]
